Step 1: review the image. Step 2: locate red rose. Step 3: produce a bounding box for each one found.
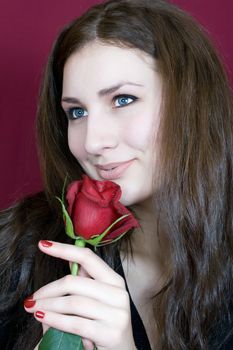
[66,175,140,242]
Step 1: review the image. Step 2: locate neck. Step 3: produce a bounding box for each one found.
[126,196,171,279]
[120,196,171,303]
[132,197,165,249]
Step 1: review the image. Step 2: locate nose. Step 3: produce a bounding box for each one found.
[84,111,118,154]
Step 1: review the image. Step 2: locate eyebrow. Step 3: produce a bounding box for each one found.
[98,81,143,96]
[61,81,143,104]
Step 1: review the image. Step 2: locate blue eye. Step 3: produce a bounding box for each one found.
[114,95,137,108]
[67,107,88,120]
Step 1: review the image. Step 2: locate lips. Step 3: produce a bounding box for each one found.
[95,159,134,180]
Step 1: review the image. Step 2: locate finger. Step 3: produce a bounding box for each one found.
[25,295,121,323]
[38,241,124,288]
[82,338,95,350]
[34,310,103,345]
[31,275,129,308]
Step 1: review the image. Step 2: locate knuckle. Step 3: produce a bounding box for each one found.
[70,318,95,339]
[109,308,130,335]
[120,290,130,306]
[110,328,124,345]
[118,309,130,327]
[117,275,126,288]
[79,247,93,263]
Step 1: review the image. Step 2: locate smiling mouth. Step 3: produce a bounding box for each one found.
[95,159,134,180]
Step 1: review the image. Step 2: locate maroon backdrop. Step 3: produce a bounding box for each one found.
[0,0,232,209]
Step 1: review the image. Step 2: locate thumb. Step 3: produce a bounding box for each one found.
[82,338,95,350]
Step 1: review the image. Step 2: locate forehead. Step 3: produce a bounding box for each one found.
[62,41,158,94]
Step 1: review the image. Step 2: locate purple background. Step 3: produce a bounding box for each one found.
[0,0,232,209]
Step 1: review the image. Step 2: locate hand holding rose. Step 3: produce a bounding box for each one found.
[25,241,137,350]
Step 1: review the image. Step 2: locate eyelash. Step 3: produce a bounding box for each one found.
[65,94,138,120]
[113,94,138,108]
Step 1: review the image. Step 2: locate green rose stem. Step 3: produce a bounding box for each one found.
[71,239,97,350]
[71,239,86,276]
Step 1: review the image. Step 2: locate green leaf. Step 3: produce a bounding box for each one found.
[85,214,129,246]
[56,197,76,240]
[96,230,128,247]
[39,328,84,350]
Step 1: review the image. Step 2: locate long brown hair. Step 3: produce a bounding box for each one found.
[0,0,232,349]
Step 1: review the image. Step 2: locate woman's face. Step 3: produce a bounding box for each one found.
[61,41,162,206]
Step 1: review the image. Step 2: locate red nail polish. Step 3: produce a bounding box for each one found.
[40,240,53,247]
[35,311,45,319]
[24,298,36,308]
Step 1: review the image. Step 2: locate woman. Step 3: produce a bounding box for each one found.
[0,0,232,349]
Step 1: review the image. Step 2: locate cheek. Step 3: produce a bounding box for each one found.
[68,124,88,160]
[123,114,155,150]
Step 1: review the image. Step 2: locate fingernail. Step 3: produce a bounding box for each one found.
[40,240,53,247]
[35,311,45,319]
[24,298,36,308]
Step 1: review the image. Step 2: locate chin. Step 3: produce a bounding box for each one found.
[120,184,153,207]
[119,190,141,207]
